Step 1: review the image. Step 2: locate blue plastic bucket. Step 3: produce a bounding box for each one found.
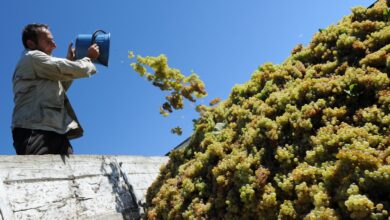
[75,30,110,66]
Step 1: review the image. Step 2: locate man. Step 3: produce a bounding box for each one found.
[12,23,100,155]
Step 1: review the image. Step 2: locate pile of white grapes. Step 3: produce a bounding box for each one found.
[145,1,389,219]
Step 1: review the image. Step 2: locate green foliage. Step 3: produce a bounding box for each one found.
[145,1,390,219]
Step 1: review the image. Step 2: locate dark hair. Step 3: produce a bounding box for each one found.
[22,23,49,49]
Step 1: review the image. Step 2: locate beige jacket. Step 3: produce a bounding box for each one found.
[12,49,97,139]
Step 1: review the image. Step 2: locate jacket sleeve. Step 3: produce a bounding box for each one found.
[30,50,97,81]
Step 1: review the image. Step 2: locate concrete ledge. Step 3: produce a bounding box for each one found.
[0,155,168,220]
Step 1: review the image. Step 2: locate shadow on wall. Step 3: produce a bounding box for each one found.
[101,160,142,220]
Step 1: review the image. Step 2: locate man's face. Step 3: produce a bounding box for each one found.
[35,28,57,55]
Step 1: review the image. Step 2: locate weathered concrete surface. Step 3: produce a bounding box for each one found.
[0,155,168,220]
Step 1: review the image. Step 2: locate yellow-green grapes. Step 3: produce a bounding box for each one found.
[129,52,207,116]
[129,52,208,135]
[145,1,390,219]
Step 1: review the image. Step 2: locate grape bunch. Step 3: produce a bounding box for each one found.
[129,52,208,135]
[146,1,390,219]
[129,52,207,117]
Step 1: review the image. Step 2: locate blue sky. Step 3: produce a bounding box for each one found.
[0,0,374,156]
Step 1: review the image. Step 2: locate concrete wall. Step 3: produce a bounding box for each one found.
[0,155,168,220]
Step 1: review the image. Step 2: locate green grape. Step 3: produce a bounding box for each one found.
[171,127,183,136]
[209,97,221,106]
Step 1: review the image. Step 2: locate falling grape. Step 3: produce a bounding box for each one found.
[129,52,208,134]
[171,127,183,136]
[129,52,207,117]
[209,97,221,106]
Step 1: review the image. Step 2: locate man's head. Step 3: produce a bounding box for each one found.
[22,24,56,55]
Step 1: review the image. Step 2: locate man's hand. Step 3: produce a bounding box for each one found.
[87,44,100,60]
[66,42,76,61]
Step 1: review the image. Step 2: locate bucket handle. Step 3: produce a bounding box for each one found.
[91,30,107,44]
